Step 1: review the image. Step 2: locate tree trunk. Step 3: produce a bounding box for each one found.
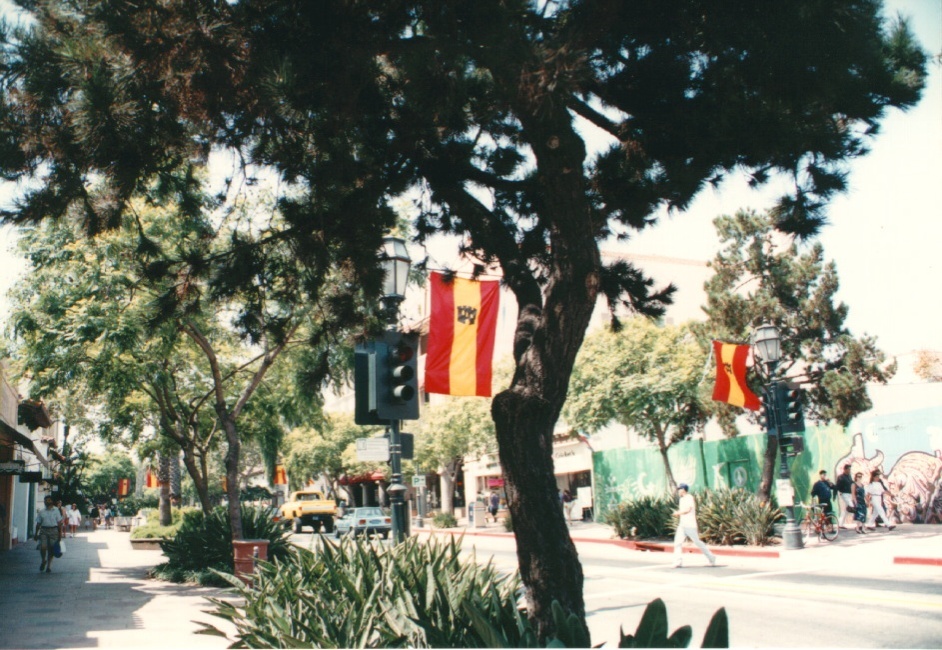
[758,434,777,502]
[440,471,455,516]
[180,446,213,513]
[158,452,172,526]
[169,452,181,504]
[655,427,677,492]
[219,410,244,540]
[493,391,586,644]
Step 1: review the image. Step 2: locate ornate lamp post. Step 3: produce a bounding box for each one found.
[752,323,803,550]
[379,236,411,542]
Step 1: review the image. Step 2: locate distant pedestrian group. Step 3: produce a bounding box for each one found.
[818,464,896,534]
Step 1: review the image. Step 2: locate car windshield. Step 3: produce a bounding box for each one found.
[353,508,384,518]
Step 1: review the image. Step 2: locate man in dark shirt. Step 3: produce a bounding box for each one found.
[835,464,855,527]
[811,470,836,515]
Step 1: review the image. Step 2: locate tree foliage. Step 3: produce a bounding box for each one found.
[0,1,926,641]
[699,209,896,498]
[565,319,708,490]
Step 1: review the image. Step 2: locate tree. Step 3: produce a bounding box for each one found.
[700,209,896,500]
[84,450,135,505]
[283,413,380,495]
[914,350,942,382]
[416,396,497,516]
[565,320,708,491]
[0,2,926,640]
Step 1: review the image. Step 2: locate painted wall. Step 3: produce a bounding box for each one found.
[594,405,942,525]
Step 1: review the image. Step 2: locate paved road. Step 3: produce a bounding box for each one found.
[433,527,942,648]
[2,522,939,648]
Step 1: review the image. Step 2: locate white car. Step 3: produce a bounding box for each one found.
[333,507,392,539]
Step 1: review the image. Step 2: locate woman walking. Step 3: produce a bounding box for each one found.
[865,470,896,531]
[853,472,869,534]
[67,504,82,538]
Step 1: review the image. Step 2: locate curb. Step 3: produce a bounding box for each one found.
[894,556,942,567]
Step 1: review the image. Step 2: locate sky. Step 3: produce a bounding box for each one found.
[0,0,939,362]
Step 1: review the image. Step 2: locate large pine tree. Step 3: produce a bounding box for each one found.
[0,1,926,641]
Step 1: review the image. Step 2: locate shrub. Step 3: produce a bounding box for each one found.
[114,493,158,516]
[696,488,782,547]
[130,524,178,540]
[604,494,675,539]
[431,511,458,528]
[155,504,291,580]
[200,537,728,648]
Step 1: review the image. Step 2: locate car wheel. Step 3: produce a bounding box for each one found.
[322,519,334,534]
[333,527,340,539]
[293,518,302,534]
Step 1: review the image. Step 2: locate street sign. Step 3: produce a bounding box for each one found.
[356,437,390,462]
[412,475,426,488]
[0,460,25,475]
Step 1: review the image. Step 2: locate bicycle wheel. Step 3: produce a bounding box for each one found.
[799,518,813,543]
[821,514,839,541]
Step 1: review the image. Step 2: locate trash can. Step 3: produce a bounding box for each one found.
[472,502,487,528]
[232,539,269,585]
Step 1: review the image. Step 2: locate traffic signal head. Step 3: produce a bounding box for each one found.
[776,382,805,434]
[759,389,775,434]
[376,331,420,421]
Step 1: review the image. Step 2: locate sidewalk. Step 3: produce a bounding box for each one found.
[417,517,942,566]
[0,528,231,649]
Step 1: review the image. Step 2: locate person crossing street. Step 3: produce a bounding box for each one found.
[672,484,717,568]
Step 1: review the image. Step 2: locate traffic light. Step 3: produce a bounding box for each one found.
[354,339,385,425]
[376,331,420,421]
[758,389,775,434]
[776,382,805,434]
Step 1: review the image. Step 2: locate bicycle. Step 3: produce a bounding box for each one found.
[798,502,839,542]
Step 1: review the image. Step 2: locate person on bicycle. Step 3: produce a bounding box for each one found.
[811,470,836,515]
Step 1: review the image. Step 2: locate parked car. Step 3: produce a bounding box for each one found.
[334,507,392,539]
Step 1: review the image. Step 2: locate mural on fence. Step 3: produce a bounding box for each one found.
[593,404,942,524]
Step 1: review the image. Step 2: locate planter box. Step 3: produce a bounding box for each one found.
[130,538,166,551]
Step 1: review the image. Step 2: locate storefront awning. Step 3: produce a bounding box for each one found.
[0,419,50,469]
[338,470,387,485]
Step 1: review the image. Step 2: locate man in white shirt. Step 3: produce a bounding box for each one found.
[34,496,63,573]
[672,484,717,568]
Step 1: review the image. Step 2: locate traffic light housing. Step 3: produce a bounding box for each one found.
[759,389,775,435]
[354,339,386,425]
[776,382,805,434]
[376,331,420,421]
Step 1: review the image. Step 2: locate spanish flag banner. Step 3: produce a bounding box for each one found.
[117,478,130,497]
[426,272,500,397]
[145,469,158,489]
[274,465,287,486]
[711,341,761,411]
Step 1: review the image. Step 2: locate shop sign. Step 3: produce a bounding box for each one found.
[19,471,42,483]
[0,460,25,475]
[487,477,504,487]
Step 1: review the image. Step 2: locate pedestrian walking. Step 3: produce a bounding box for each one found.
[865,470,896,531]
[89,504,99,531]
[811,470,836,516]
[34,496,62,573]
[488,491,500,524]
[836,464,855,528]
[66,503,82,538]
[852,472,869,533]
[672,484,716,568]
[562,489,576,524]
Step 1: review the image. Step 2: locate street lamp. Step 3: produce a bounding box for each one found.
[379,235,411,542]
[752,323,804,550]
[379,236,410,326]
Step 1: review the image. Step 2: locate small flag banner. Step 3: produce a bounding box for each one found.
[145,469,158,489]
[274,465,287,485]
[425,272,500,397]
[711,341,761,411]
[117,478,130,497]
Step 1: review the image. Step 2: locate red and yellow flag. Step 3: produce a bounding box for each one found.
[274,465,287,486]
[712,341,761,411]
[117,478,130,497]
[145,469,158,489]
[425,272,499,397]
